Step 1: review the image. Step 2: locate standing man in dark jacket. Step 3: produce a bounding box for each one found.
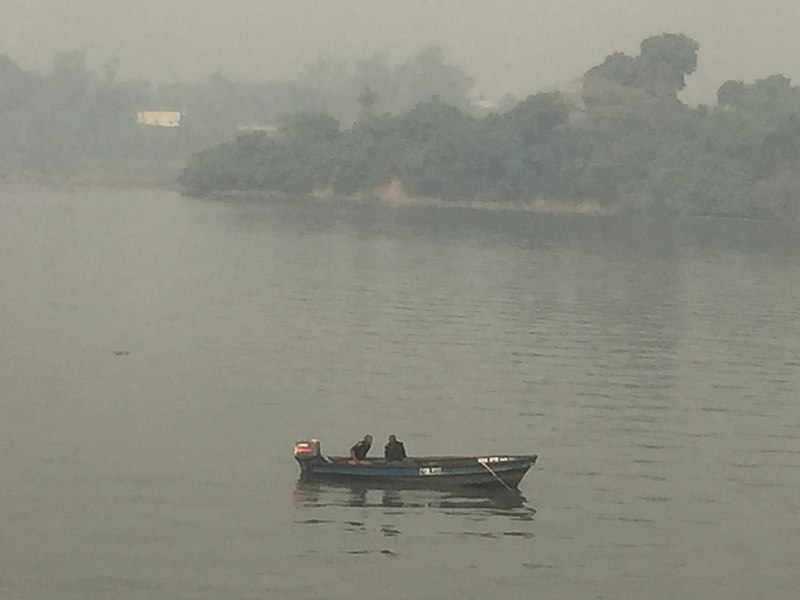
[384,434,407,461]
[349,434,373,462]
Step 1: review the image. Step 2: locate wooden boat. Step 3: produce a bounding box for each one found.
[294,439,537,489]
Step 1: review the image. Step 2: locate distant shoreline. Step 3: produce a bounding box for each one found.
[0,166,180,192]
[1,168,606,215]
[214,178,610,216]
[5,168,796,223]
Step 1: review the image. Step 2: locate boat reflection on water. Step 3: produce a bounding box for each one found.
[293,479,536,518]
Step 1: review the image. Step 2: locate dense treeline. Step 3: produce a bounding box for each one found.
[1,51,177,172]
[182,34,800,220]
[0,46,472,176]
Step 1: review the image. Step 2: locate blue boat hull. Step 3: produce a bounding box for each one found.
[296,455,537,489]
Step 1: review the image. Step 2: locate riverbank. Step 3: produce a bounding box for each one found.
[214,178,609,215]
[1,167,605,215]
[0,164,181,192]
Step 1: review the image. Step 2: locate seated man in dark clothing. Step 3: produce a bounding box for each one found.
[384,434,407,461]
[349,434,373,461]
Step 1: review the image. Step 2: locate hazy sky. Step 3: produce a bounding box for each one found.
[4,0,800,103]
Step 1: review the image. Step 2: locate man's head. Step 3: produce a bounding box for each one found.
[387,434,397,443]
[364,434,373,444]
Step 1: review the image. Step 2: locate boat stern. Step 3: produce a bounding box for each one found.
[293,439,322,471]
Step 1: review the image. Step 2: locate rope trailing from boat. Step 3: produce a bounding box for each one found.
[478,459,538,515]
[478,460,515,491]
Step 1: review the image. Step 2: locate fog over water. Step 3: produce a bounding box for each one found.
[3,3,800,597]
[1,187,799,598]
[4,0,800,102]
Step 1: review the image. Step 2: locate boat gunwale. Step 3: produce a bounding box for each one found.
[307,454,538,467]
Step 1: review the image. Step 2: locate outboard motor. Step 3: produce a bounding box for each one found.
[294,439,321,471]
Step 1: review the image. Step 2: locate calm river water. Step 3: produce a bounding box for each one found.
[1,186,799,599]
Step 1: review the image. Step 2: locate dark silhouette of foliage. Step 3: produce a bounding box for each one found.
[1,38,799,220]
[180,33,800,220]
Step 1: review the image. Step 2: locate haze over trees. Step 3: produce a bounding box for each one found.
[1,34,799,220]
[0,46,474,178]
[180,33,800,220]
